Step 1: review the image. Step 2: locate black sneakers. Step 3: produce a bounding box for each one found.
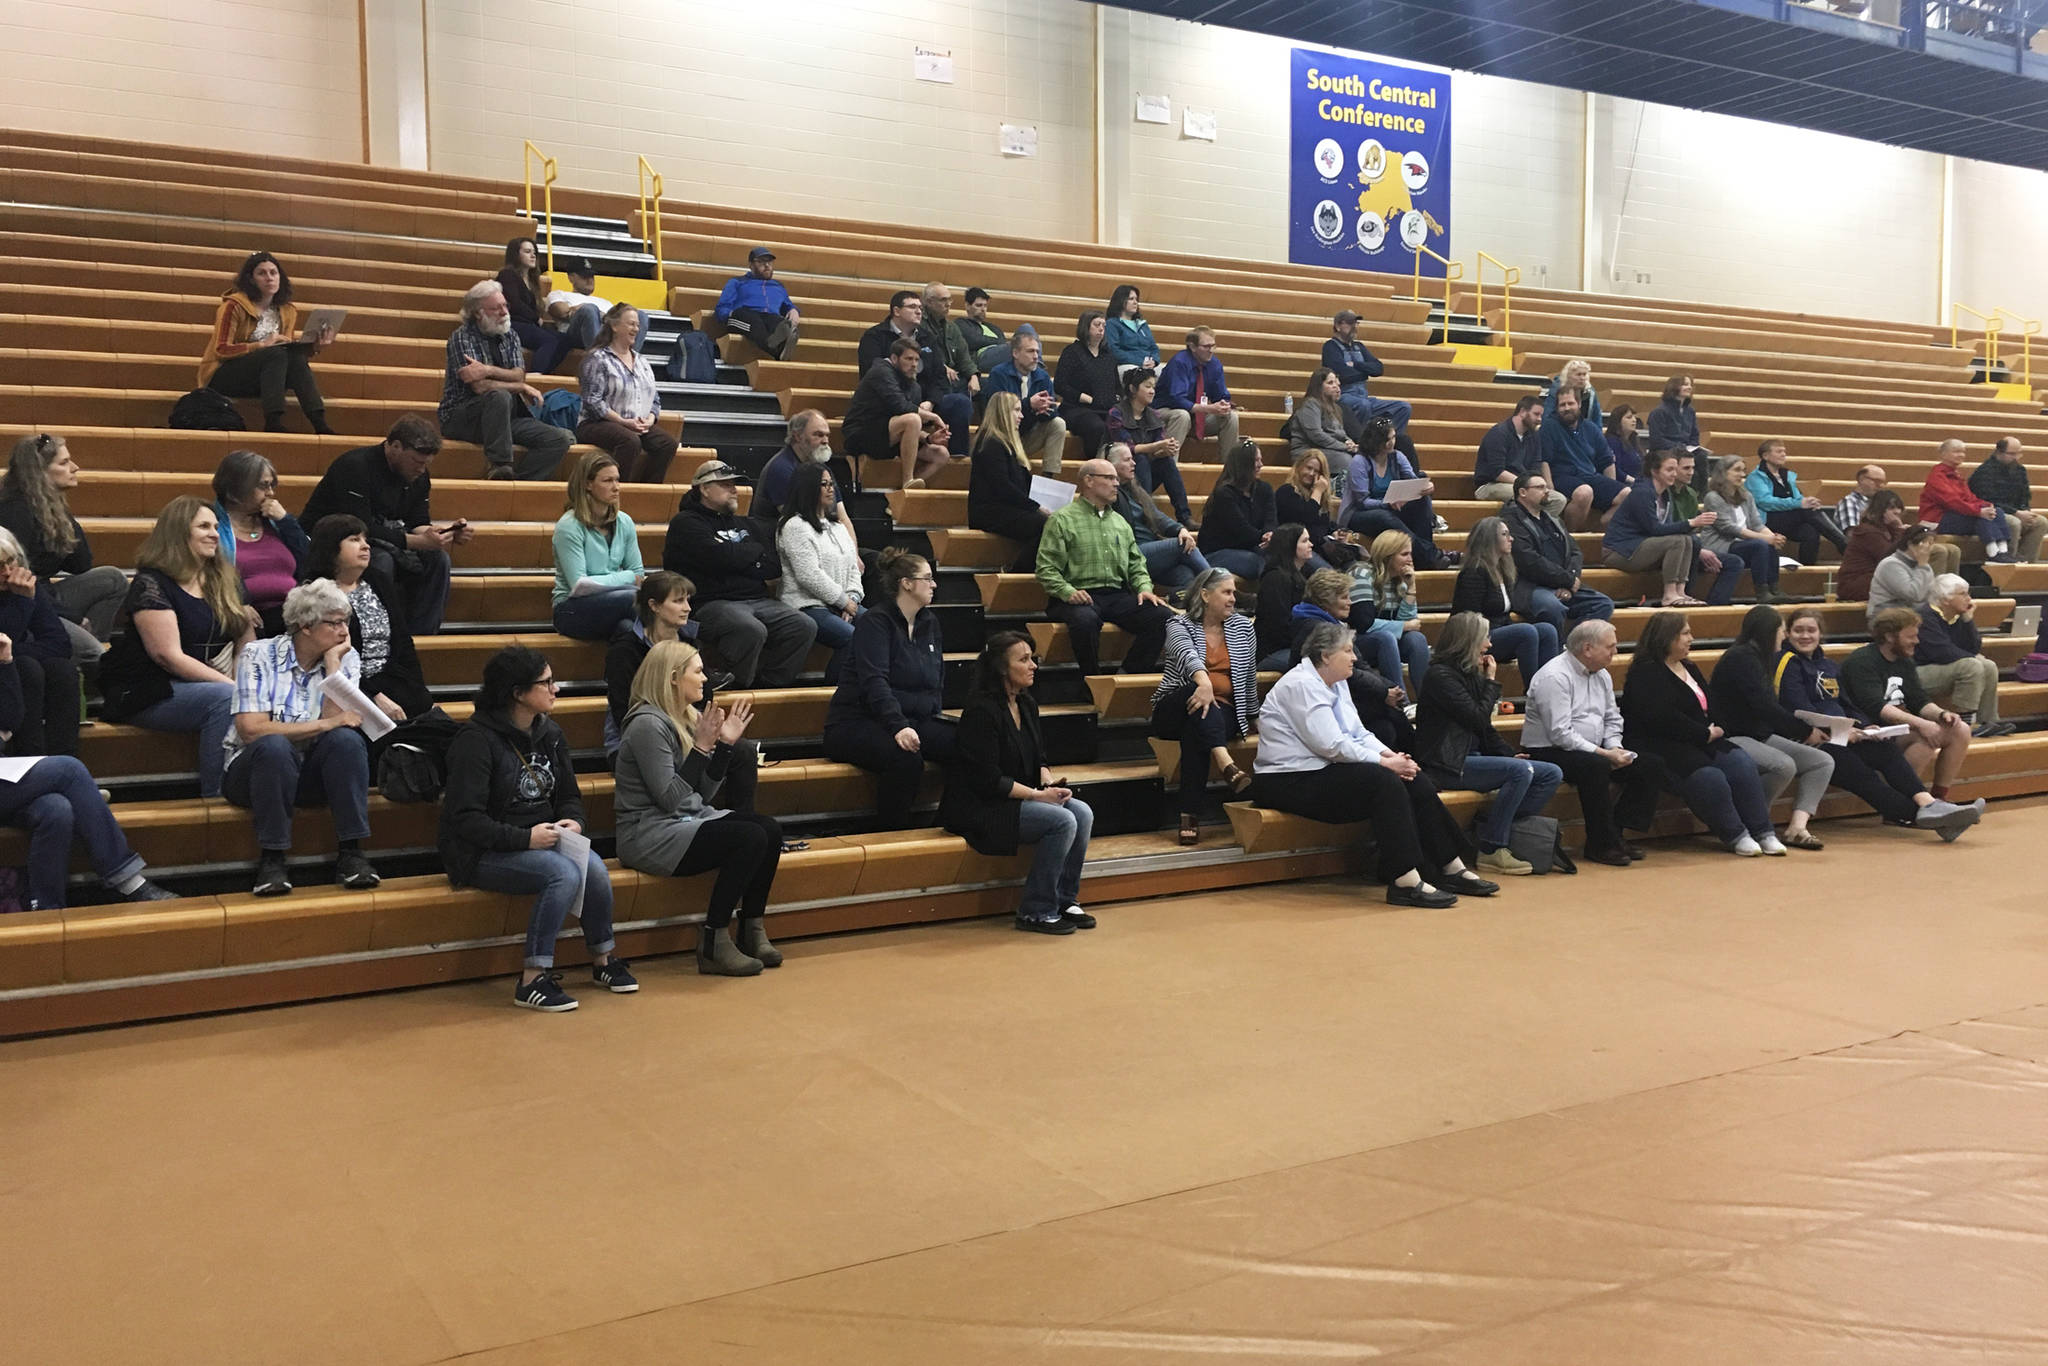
[253,853,293,897]
[514,971,578,1012]
[591,958,639,993]
[123,880,178,902]
[336,849,380,890]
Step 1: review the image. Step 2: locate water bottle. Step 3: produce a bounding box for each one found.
[1282,395,1294,415]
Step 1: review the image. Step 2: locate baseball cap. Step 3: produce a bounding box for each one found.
[563,257,596,276]
[748,246,775,262]
[1333,309,1360,325]
[691,460,745,487]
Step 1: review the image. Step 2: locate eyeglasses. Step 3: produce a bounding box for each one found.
[318,615,350,628]
[526,676,559,691]
[904,574,935,584]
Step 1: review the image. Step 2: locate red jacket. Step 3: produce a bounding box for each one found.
[1917,462,1990,523]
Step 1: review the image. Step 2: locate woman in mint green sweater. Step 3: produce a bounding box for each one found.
[551,451,644,639]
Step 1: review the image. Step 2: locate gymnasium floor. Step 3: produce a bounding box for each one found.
[8,802,2048,1364]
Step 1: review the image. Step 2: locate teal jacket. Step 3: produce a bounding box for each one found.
[551,509,643,606]
[1106,315,1160,369]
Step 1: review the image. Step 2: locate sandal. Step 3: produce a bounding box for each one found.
[780,839,810,854]
[1221,762,1253,794]
[1179,815,1201,847]
[1661,595,1707,607]
[1782,829,1824,851]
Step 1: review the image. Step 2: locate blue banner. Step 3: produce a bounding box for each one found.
[1289,48,1453,278]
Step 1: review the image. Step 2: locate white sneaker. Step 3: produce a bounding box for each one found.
[1758,834,1787,856]
[1729,834,1762,857]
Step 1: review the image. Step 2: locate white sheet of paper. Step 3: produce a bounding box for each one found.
[914,45,953,83]
[1382,478,1430,505]
[999,123,1037,157]
[570,576,612,598]
[0,756,47,783]
[1135,93,1171,124]
[553,825,592,921]
[1030,475,1075,510]
[1796,710,1909,743]
[316,672,397,740]
[1182,107,1217,141]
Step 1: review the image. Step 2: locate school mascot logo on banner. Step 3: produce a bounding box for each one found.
[1289,47,1452,278]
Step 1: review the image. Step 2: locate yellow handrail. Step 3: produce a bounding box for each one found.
[1474,250,1521,352]
[1411,244,1464,321]
[1996,308,2040,391]
[1951,302,2003,373]
[636,156,666,288]
[522,140,558,273]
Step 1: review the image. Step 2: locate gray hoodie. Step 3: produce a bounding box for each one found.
[1866,552,1932,626]
[612,700,733,874]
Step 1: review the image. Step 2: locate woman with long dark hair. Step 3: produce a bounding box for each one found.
[1196,438,1278,579]
[1105,283,1160,373]
[1105,368,1192,524]
[199,251,332,433]
[496,236,572,374]
[1706,603,1835,850]
[776,461,865,680]
[1335,417,1453,568]
[1255,523,1314,670]
[0,432,129,662]
[941,630,1097,934]
[1603,404,1644,482]
[1451,515,1559,689]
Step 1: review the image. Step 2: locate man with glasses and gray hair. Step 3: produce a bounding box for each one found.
[438,280,572,482]
[1036,457,1173,676]
[1520,618,1662,867]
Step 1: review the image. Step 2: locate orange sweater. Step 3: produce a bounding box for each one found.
[197,290,300,386]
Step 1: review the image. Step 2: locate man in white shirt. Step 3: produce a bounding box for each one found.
[1519,619,1662,866]
[545,259,643,354]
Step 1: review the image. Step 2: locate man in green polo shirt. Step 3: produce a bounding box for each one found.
[1037,457,1174,676]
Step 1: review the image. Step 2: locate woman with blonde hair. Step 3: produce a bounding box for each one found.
[550,450,644,640]
[98,496,256,797]
[0,432,128,661]
[1351,528,1430,691]
[576,303,678,483]
[614,637,786,976]
[968,390,1049,566]
[1544,357,1600,432]
[1275,447,1355,570]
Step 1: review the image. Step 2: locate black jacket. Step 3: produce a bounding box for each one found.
[1913,607,1983,667]
[1274,483,1337,545]
[1414,659,1509,784]
[1473,418,1544,486]
[939,690,1045,855]
[439,708,584,888]
[1503,500,1581,588]
[1646,398,1701,453]
[1706,643,1807,743]
[824,599,945,732]
[1450,564,1515,629]
[1197,480,1276,556]
[1054,342,1118,416]
[1621,657,1731,777]
[662,492,779,603]
[857,320,947,406]
[967,440,1038,527]
[1255,569,1303,660]
[301,444,432,553]
[0,497,92,581]
[1969,455,2032,511]
[843,359,924,451]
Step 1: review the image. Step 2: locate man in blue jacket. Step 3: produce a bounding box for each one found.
[1322,310,1411,433]
[714,247,800,359]
[985,332,1069,474]
[1157,326,1240,457]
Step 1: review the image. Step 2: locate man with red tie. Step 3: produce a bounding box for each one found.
[1157,325,1240,457]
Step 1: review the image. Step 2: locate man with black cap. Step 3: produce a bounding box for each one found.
[543,259,640,354]
[715,248,800,360]
[662,461,818,688]
[1322,310,1412,434]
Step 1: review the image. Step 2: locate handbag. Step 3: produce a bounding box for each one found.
[1471,813,1563,874]
[207,640,238,677]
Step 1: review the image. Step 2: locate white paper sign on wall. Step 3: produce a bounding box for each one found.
[1183,108,1217,142]
[999,123,1038,157]
[914,45,954,84]
[1135,93,1171,125]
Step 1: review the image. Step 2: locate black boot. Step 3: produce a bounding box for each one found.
[262,414,288,434]
[309,413,336,436]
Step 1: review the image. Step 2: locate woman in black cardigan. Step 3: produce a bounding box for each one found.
[966,393,1048,570]
[1254,523,1313,669]
[940,630,1095,935]
[1197,438,1277,579]
[1414,612,1562,876]
[1705,604,1834,850]
[1274,449,1356,571]
[1450,516,1559,692]
[1619,610,1779,855]
[821,548,955,825]
[1053,310,1118,462]
[301,514,431,721]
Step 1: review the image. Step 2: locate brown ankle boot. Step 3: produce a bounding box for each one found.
[735,916,782,969]
[696,925,762,976]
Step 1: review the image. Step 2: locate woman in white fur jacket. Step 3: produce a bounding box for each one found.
[775,461,866,682]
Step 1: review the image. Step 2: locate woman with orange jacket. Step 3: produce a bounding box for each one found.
[198,252,335,434]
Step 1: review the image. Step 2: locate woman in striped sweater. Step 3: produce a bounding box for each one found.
[1149,568,1258,846]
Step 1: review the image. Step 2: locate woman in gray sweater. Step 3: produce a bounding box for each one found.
[614,638,786,976]
[1866,526,1937,627]
[1289,368,1361,466]
[1698,456,1781,603]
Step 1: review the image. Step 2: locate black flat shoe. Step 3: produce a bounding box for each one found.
[1619,841,1647,861]
[1015,915,1076,935]
[1061,905,1096,929]
[1442,871,1499,898]
[1386,882,1458,909]
[1585,846,1633,868]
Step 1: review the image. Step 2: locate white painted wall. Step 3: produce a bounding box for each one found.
[0,0,362,163]
[421,0,1097,239]
[1951,157,2048,332]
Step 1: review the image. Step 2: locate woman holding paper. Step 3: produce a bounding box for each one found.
[550,451,644,641]
[198,251,334,434]
[1703,604,1834,850]
[616,639,786,976]
[220,580,381,898]
[301,514,430,722]
[1335,418,1452,569]
[967,392,1051,569]
[1775,608,1980,838]
[440,644,632,1013]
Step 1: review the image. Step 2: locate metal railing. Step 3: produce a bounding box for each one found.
[636,156,666,288]
[1473,251,1520,352]
[1951,303,2003,374]
[522,140,558,273]
[1997,308,2041,391]
[1412,244,1463,320]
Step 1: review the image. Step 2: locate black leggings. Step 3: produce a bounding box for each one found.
[670,811,784,929]
[1150,684,1238,816]
[12,652,79,758]
[1063,407,1110,462]
[208,347,325,422]
[1820,739,1923,823]
[822,715,958,825]
[1250,762,1471,884]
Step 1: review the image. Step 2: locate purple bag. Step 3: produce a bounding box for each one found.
[2017,653,2048,684]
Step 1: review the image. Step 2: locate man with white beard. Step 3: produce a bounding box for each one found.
[438,280,573,480]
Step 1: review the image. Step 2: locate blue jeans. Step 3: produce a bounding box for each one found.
[0,756,146,909]
[1454,754,1562,851]
[1935,510,2007,550]
[129,679,236,797]
[222,729,372,853]
[1706,539,1776,603]
[1345,499,1444,567]
[1676,749,1773,844]
[1133,451,1193,524]
[1361,625,1430,692]
[1204,547,1265,578]
[552,587,637,641]
[1339,384,1412,431]
[800,604,859,682]
[511,318,572,375]
[1489,621,1558,690]
[1014,796,1094,922]
[1522,587,1615,630]
[1139,538,1210,592]
[471,845,616,970]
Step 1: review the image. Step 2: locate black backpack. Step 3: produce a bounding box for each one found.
[168,388,246,430]
[667,328,717,384]
[376,707,460,803]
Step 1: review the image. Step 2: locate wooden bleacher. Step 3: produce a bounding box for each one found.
[3,124,2047,1034]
